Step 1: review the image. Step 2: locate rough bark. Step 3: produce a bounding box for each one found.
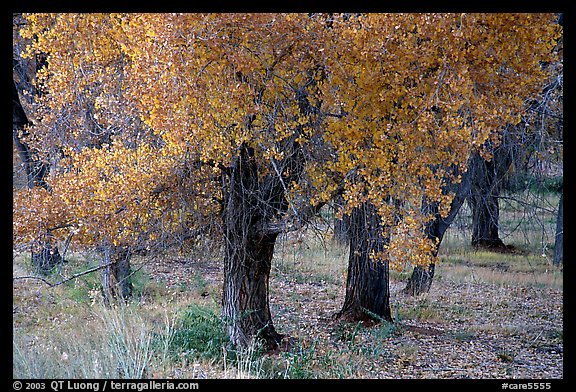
[553,188,563,266]
[101,246,133,303]
[221,144,284,350]
[336,202,392,323]
[468,143,514,250]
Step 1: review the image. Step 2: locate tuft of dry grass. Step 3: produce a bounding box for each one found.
[13,297,175,379]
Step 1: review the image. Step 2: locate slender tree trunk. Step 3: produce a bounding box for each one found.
[404,161,476,295]
[221,145,283,350]
[553,189,563,266]
[333,211,350,246]
[336,202,392,323]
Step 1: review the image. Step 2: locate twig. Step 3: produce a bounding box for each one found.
[13,261,114,288]
[496,195,557,214]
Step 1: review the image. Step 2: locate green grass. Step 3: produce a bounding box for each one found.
[166,303,228,362]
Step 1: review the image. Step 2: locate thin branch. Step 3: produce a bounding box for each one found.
[260,176,347,236]
[497,195,557,214]
[13,260,114,288]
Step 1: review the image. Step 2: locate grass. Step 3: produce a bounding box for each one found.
[13,191,563,379]
[13,301,161,378]
[166,303,228,363]
[273,231,348,286]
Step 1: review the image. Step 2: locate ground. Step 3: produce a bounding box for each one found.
[13,232,563,379]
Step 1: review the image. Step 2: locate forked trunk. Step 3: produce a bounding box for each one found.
[336,202,392,323]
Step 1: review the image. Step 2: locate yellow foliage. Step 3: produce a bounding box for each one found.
[14,13,561,262]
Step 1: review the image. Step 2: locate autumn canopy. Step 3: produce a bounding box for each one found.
[13,13,561,348]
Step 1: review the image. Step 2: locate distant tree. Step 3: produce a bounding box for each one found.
[554,189,563,266]
[13,14,61,274]
[403,161,475,295]
[467,134,516,250]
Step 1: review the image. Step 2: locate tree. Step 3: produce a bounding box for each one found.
[468,137,514,250]
[14,13,561,349]
[13,13,181,298]
[403,161,476,295]
[404,13,563,294]
[336,201,392,322]
[13,14,62,274]
[322,13,560,316]
[552,13,563,266]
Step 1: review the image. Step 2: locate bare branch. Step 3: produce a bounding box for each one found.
[260,177,346,236]
[13,261,114,288]
[496,195,557,214]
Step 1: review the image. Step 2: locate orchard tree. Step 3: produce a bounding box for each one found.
[14,13,561,348]
[15,13,335,346]
[114,13,342,348]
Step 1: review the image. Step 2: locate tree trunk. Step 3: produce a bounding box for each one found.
[404,264,436,296]
[468,144,513,250]
[336,202,392,323]
[332,195,350,245]
[469,186,505,249]
[222,230,282,350]
[101,246,133,303]
[31,238,62,275]
[553,189,563,266]
[404,161,475,295]
[221,145,283,350]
